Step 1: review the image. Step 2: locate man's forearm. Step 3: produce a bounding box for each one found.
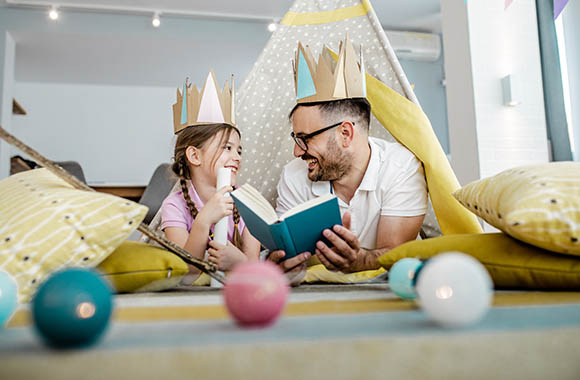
[352,247,387,272]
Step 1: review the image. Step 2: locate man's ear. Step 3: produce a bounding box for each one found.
[185,146,202,166]
[339,121,355,148]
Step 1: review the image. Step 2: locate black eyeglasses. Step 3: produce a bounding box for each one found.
[290,121,354,151]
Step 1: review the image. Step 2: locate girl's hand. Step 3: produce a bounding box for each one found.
[197,186,234,226]
[207,241,247,271]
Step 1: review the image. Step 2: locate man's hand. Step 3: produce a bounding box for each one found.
[267,250,311,286]
[315,212,380,273]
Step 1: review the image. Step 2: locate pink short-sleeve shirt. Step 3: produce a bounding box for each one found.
[161,182,245,242]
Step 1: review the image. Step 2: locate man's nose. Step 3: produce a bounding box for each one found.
[293,142,306,158]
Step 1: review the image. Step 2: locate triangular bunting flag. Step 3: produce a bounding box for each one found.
[554,0,570,19]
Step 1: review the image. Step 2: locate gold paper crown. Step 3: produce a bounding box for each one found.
[172,70,235,134]
[293,35,366,104]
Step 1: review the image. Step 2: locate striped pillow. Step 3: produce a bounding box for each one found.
[0,169,147,302]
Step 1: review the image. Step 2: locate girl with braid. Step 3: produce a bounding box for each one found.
[161,72,260,276]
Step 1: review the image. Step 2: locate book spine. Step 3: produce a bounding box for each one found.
[270,222,297,257]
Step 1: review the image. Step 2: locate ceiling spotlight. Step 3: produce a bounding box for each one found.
[48,6,59,21]
[152,12,161,28]
[267,22,277,32]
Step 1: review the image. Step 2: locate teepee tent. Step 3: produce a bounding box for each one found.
[236,0,481,235]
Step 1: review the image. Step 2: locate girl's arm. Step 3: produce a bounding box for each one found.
[206,230,260,271]
[164,220,212,273]
[164,186,234,271]
[242,229,261,261]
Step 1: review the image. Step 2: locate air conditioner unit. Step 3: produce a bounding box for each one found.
[384,30,441,62]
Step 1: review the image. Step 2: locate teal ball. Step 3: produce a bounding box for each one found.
[389,258,423,299]
[32,268,113,348]
[0,271,18,327]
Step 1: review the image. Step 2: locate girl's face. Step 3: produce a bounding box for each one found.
[201,130,243,186]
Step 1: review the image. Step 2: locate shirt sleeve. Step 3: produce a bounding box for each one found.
[161,192,191,231]
[381,154,428,217]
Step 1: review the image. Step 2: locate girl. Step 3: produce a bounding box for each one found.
[161,79,260,275]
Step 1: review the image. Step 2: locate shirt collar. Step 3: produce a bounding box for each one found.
[312,180,332,196]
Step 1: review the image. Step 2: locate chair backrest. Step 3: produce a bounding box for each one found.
[55,161,87,184]
[139,163,177,225]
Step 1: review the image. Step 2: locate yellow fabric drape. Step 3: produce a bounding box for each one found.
[366,75,482,234]
[281,0,371,26]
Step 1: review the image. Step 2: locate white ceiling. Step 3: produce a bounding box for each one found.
[4,0,440,25]
[2,0,442,86]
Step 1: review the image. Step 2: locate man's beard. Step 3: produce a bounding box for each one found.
[304,136,353,182]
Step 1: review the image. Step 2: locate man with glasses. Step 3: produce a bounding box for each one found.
[269,98,428,282]
[267,38,428,283]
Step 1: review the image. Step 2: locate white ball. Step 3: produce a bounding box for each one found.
[416,252,492,327]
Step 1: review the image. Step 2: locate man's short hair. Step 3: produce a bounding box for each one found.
[289,98,371,132]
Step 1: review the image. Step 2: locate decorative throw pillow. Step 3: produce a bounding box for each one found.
[453,162,580,255]
[303,264,386,284]
[97,241,188,293]
[184,264,386,287]
[184,262,386,286]
[0,169,147,302]
[378,233,580,289]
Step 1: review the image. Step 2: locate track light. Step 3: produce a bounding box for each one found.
[152,12,161,28]
[48,6,59,21]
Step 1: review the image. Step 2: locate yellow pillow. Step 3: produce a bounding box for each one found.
[97,241,188,292]
[453,162,580,255]
[183,264,386,286]
[303,265,386,284]
[378,233,580,289]
[0,169,147,302]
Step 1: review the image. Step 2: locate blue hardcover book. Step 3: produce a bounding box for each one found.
[231,184,342,260]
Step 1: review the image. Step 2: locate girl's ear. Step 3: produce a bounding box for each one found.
[185,146,202,166]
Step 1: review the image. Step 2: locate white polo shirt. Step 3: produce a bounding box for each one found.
[275,137,427,250]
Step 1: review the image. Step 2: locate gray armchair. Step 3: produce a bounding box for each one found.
[139,163,177,225]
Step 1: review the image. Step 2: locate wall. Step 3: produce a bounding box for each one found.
[399,50,449,154]
[440,0,479,185]
[12,82,175,185]
[561,0,580,159]
[0,7,270,184]
[468,0,548,179]
[0,31,15,179]
[442,0,549,186]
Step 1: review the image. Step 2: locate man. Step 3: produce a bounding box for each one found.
[268,38,427,281]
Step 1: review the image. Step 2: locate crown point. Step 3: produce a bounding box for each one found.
[296,47,317,101]
[293,37,367,104]
[173,71,235,134]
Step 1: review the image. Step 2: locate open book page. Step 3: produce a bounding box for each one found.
[231,184,278,224]
[279,193,337,220]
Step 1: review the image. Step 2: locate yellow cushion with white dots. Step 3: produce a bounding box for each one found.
[453,162,580,255]
[0,168,147,303]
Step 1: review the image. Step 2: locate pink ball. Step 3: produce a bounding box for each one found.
[224,261,289,327]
